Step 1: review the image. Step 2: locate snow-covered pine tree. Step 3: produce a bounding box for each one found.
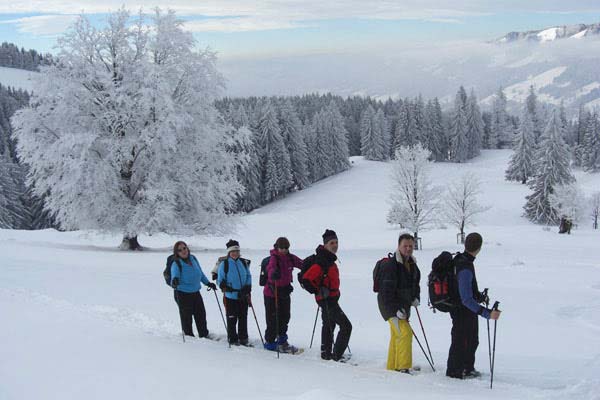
[443,172,489,243]
[375,108,390,160]
[325,101,351,173]
[302,118,319,183]
[231,104,250,130]
[525,85,542,143]
[449,87,469,163]
[465,90,484,159]
[573,105,590,167]
[12,9,239,249]
[490,87,511,149]
[310,110,332,181]
[506,107,536,184]
[0,156,24,228]
[394,98,416,151]
[278,99,310,190]
[360,105,386,160]
[413,95,427,145]
[582,112,600,172]
[254,99,292,202]
[426,97,447,161]
[387,144,438,249]
[590,192,600,230]
[524,110,575,224]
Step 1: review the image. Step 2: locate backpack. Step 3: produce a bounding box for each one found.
[217,257,251,290]
[297,255,325,295]
[259,256,271,286]
[372,253,395,293]
[163,254,182,288]
[428,251,459,313]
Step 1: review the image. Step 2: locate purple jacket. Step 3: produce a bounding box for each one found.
[263,248,303,297]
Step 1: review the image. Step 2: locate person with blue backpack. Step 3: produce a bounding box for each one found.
[170,241,217,338]
[217,239,253,346]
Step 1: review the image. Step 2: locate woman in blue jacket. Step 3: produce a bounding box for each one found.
[171,241,217,338]
[217,239,252,346]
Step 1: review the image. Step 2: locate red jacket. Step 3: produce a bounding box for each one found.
[303,245,340,301]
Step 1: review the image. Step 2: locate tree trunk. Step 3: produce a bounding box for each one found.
[414,231,419,250]
[120,235,143,250]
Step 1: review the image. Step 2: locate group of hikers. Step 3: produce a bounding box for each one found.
[166,229,502,380]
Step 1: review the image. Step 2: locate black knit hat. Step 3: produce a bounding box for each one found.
[226,239,240,253]
[322,229,338,244]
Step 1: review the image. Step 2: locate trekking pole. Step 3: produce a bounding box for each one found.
[275,285,280,358]
[409,323,435,372]
[490,301,500,390]
[310,306,320,349]
[175,290,185,343]
[483,289,492,376]
[249,297,265,346]
[414,307,434,366]
[210,287,228,335]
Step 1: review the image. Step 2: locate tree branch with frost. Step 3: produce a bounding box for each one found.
[444,172,490,242]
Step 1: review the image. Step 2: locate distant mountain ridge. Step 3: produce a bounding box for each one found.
[494,22,600,44]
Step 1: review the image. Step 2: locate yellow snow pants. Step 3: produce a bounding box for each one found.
[387,317,412,370]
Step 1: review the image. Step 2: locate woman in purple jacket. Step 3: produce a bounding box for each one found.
[262,237,303,353]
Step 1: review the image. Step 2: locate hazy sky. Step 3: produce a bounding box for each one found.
[0,1,599,59]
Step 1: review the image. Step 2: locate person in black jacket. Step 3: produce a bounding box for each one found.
[446,232,501,379]
[376,233,421,373]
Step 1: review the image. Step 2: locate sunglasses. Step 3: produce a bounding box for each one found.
[279,247,289,250]
[177,246,188,253]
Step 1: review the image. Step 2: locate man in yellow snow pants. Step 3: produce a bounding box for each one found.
[387,316,412,370]
[376,233,421,373]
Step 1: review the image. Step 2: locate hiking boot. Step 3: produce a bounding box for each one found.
[229,340,240,346]
[446,370,464,379]
[396,369,411,374]
[464,369,482,379]
[239,339,253,347]
[321,352,332,360]
[277,343,299,354]
[332,353,351,363]
[264,341,277,351]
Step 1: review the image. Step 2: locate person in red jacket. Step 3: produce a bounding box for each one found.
[303,229,352,362]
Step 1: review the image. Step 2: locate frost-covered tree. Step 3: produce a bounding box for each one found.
[444,172,489,243]
[225,125,260,212]
[449,87,469,163]
[590,192,600,230]
[278,100,310,190]
[524,110,575,224]
[360,105,386,160]
[324,101,351,173]
[582,113,600,172]
[12,9,239,249]
[375,108,390,160]
[254,99,292,202]
[506,108,536,184]
[549,183,586,233]
[394,98,417,150]
[490,87,511,149]
[387,144,438,249]
[0,156,24,228]
[465,90,484,159]
[525,85,542,143]
[425,98,447,161]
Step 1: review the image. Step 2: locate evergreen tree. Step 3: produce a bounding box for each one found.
[360,105,386,160]
[524,110,575,224]
[573,105,590,166]
[394,98,416,151]
[449,87,469,163]
[506,108,536,184]
[375,108,390,160]
[326,101,351,173]
[490,87,511,148]
[426,98,447,161]
[582,112,600,172]
[525,85,542,143]
[465,90,484,159]
[278,100,310,190]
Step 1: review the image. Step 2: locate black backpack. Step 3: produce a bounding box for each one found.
[259,256,271,286]
[163,254,183,288]
[372,253,395,293]
[297,255,325,295]
[428,251,459,313]
[218,257,251,290]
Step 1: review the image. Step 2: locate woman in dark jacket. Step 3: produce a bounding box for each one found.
[171,241,217,337]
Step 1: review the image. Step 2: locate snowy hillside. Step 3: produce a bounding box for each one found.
[1,150,599,400]
[494,22,600,44]
[0,66,36,91]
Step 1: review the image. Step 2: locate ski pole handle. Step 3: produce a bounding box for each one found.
[492,301,500,311]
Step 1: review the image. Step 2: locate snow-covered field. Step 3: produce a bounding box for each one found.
[0,66,36,91]
[1,150,599,400]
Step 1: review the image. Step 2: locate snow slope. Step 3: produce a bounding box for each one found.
[1,150,599,400]
[0,66,36,91]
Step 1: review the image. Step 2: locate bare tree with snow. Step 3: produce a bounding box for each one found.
[387,144,438,249]
[12,9,239,249]
[549,183,586,234]
[444,173,490,243]
[590,192,600,230]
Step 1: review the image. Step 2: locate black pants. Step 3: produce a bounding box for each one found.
[264,294,291,344]
[447,307,479,376]
[319,298,352,359]
[224,297,249,344]
[174,291,208,337]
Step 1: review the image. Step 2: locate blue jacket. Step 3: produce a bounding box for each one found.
[171,255,210,293]
[217,257,252,300]
[457,268,491,319]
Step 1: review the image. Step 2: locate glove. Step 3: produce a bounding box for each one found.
[206,282,217,291]
[319,287,330,298]
[240,285,252,297]
[271,268,281,280]
[171,277,180,289]
[396,309,407,320]
[411,298,420,307]
[211,272,217,281]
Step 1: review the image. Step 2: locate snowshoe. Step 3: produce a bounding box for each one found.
[464,369,482,379]
[277,343,304,355]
